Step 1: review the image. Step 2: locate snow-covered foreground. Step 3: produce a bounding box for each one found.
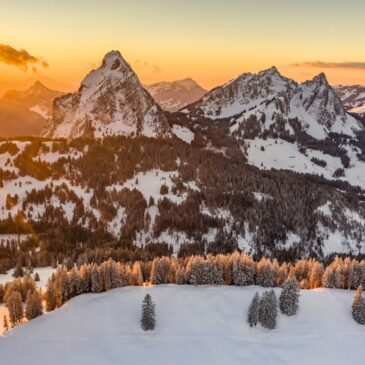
[0,285,364,365]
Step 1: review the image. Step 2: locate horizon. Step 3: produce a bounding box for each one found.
[1,0,365,93]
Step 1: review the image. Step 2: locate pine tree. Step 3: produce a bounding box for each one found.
[90,265,102,293]
[6,291,23,327]
[3,315,9,332]
[25,290,43,320]
[233,259,247,286]
[141,294,156,331]
[352,285,365,325]
[247,292,260,327]
[45,279,57,311]
[259,290,278,330]
[279,278,299,316]
[34,272,40,282]
[0,283,4,304]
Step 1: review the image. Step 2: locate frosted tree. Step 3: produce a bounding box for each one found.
[257,258,276,287]
[25,290,43,320]
[233,259,247,286]
[309,262,323,289]
[150,257,171,284]
[6,291,23,327]
[352,285,365,325]
[131,262,144,286]
[0,283,4,304]
[69,268,81,297]
[3,315,9,332]
[176,267,186,285]
[141,294,156,331]
[45,279,57,311]
[279,278,299,316]
[323,265,340,288]
[247,292,260,327]
[91,265,102,293]
[259,290,278,330]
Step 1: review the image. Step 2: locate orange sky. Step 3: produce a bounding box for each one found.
[1,0,365,93]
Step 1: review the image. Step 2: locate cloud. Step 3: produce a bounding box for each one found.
[134,59,161,73]
[290,61,365,70]
[0,44,49,71]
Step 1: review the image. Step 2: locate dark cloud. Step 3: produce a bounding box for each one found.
[291,61,365,70]
[0,44,49,71]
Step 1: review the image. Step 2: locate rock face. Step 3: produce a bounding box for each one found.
[47,51,171,138]
[183,67,362,140]
[146,78,207,112]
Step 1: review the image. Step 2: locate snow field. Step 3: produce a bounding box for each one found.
[0,285,364,365]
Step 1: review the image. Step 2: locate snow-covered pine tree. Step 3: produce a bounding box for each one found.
[256,258,276,287]
[247,292,260,327]
[323,265,340,288]
[25,290,43,320]
[279,278,299,316]
[233,259,247,286]
[352,285,365,325]
[259,289,278,330]
[141,293,156,331]
[6,291,23,327]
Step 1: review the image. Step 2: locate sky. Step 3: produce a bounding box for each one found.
[0,0,365,92]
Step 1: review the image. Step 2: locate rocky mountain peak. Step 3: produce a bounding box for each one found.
[46,50,171,138]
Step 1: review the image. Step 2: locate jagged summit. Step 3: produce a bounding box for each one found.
[46,50,171,138]
[183,67,362,140]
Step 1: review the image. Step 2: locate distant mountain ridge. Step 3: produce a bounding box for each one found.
[146,78,207,112]
[0,81,63,137]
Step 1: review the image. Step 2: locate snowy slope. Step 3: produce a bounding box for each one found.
[46,51,171,138]
[335,84,365,117]
[0,285,364,365]
[245,138,365,190]
[146,78,207,112]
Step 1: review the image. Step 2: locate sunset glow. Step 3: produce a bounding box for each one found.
[1,0,365,92]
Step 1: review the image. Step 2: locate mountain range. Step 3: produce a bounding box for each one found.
[0,50,365,263]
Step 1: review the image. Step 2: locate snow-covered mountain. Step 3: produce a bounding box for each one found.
[46,51,171,138]
[335,84,365,117]
[183,67,362,140]
[146,78,207,112]
[2,81,64,119]
[0,82,63,137]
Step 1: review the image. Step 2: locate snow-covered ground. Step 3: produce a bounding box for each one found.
[245,138,365,190]
[0,285,364,365]
[0,266,55,289]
